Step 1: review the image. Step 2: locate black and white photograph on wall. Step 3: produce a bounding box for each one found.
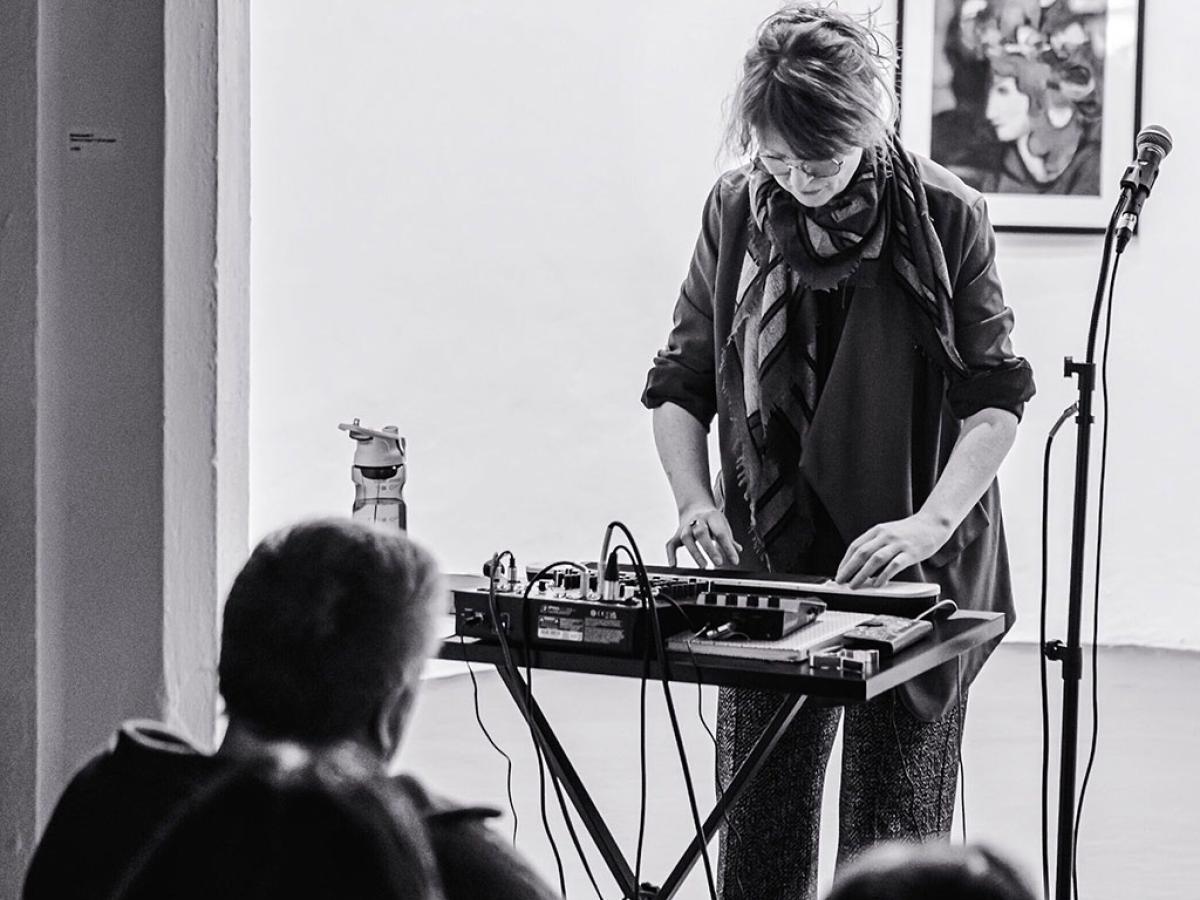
[898,0,1146,231]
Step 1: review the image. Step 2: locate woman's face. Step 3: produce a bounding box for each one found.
[756,128,864,209]
[986,76,1033,142]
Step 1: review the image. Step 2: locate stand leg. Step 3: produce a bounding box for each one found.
[654,693,809,899]
[492,662,639,898]
[1055,358,1095,900]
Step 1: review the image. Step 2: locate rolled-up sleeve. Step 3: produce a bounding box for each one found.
[946,196,1036,420]
[640,182,723,430]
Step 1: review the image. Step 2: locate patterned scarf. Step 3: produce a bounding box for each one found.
[725,134,967,571]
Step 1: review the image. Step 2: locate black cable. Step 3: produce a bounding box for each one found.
[687,638,718,751]
[645,566,798,899]
[656,589,761,897]
[1040,400,1078,900]
[523,638,569,898]
[610,523,719,900]
[637,636,650,899]
[1041,427,1053,900]
[459,634,520,845]
[607,544,652,899]
[524,562,606,900]
[889,697,928,835]
[546,767,604,900]
[485,554,567,897]
[1072,247,1123,900]
[613,543,712,898]
[683,634,750,900]
[957,655,967,845]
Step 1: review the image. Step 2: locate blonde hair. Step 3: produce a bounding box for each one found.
[726,3,897,159]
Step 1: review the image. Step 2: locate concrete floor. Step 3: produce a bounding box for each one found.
[402,642,1200,899]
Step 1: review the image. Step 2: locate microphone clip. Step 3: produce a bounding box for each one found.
[1119,159,1160,196]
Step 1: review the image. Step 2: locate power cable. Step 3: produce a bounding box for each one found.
[610,523,719,900]
[1040,401,1080,900]
[486,553,567,896]
[1072,247,1123,900]
[459,634,520,845]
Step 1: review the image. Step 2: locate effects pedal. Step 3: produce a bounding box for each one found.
[454,571,700,657]
[841,614,933,657]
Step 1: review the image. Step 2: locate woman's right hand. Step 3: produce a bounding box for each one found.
[666,506,742,568]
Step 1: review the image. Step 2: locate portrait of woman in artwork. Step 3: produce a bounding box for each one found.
[934,0,1105,196]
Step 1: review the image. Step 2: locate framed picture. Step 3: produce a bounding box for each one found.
[897,0,1145,233]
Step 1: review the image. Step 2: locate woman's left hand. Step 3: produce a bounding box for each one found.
[835,514,952,589]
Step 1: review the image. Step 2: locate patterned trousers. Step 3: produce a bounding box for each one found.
[715,686,966,900]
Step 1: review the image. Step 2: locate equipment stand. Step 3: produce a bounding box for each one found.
[492,662,808,900]
[1044,189,1130,900]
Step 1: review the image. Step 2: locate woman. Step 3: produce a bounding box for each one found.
[982,48,1101,195]
[641,5,1035,898]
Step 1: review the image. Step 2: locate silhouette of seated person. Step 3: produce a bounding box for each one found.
[25,519,556,900]
[110,743,443,900]
[823,841,1037,900]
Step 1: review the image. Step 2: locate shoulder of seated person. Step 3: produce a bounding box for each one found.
[391,773,501,823]
[51,720,218,801]
[116,719,201,750]
[102,719,222,776]
[110,719,207,757]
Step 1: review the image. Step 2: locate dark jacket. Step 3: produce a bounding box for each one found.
[24,721,556,900]
[643,156,1035,720]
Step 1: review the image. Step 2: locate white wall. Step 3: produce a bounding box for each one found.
[995,1,1200,649]
[250,1,1200,650]
[37,0,169,798]
[0,3,41,891]
[0,5,248,885]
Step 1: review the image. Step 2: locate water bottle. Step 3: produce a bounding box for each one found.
[338,419,407,530]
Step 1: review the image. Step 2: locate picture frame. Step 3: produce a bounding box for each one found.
[896,0,1146,233]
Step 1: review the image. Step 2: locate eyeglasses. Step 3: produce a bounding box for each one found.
[754,153,845,180]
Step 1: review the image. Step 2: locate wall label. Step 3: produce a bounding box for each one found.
[68,128,121,157]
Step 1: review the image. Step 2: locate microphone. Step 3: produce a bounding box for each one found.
[1115,124,1173,252]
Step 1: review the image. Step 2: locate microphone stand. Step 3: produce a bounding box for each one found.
[1044,187,1131,900]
